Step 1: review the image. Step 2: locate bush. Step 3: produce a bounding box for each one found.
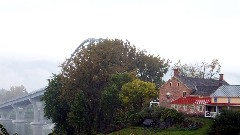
[208,110,240,135]
[179,117,204,130]
[129,106,185,129]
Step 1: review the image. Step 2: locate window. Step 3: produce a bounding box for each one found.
[169,82,172,87]
[174,105,178,110]
[228,98,230,103]
[198,105,203,112]
[177,82,180,86]
[183,105,187,111]
[190,105,195,112]
[214,97,217,103]
[172,104,178,110]
[183,91,187,97]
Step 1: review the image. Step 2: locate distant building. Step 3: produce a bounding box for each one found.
[159,69,228,116]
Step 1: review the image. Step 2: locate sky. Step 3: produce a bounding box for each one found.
[0,0,240,92]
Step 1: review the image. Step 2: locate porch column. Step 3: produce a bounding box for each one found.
[29,99,46,135]
[0,108,13,135]
[12,104,29,135]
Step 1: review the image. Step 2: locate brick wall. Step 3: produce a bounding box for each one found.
[171,104,206,116]
[159,76,192,108]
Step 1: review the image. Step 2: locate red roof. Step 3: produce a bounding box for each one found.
[171,97,211,105]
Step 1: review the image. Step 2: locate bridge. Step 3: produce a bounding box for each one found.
[0,88,51,135]
[0,38,104,135]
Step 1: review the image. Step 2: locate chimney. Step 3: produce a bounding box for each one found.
[219,74,224,81]
[173,69,179,77]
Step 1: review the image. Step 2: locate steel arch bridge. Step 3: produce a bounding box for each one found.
[66,38,104,66]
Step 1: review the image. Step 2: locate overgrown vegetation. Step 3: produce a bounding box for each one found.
[0,124,18,135]
[208,110,240,135]
[42,39,169,135]
[107,118,212,135]
[128,107,204,131]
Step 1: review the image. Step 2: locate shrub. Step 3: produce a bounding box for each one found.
[0,124,9,135]
[129,106,185,128]
[208,110,240,135]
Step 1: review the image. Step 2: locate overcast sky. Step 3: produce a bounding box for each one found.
[0,0,240,92]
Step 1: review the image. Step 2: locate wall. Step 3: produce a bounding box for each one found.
[159,76,192,108]
[171,104,205,116]
[211,97,240,104]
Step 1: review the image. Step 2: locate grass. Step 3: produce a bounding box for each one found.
[107,118,212,135]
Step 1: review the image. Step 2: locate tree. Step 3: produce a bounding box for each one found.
[0,85,28,102]
[120,79,157,112]
[68,91,89,134]
[136,51,169,88]
[43,38,169,134]
[173,59,221,79]
[100,72,135,132]
[209,110,240,135]
[41,74,74,135]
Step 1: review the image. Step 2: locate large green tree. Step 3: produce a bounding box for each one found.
[43,38,169,134]
[100,72,135,132]
[42,74,74,135]
[173,59,221,79]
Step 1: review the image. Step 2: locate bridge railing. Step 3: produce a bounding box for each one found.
[0,87,46,107]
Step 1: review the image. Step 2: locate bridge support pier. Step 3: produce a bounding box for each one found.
[30,99,46,135]
[0,108,14,134]
[12,104,29,135]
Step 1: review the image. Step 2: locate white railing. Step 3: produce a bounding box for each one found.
[205,111,217,118]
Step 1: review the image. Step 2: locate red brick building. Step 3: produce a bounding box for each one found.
[159,69,228,115]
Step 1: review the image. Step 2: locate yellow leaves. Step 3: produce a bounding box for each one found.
[120,79,158,108]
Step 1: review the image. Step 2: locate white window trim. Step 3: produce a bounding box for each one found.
[198,105,203,112]
[190,105,195,112]
[174,105,178,111]
[183,105,187,111]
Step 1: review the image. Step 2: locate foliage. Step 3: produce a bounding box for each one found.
[0,124,9,135]
[129,107,184,128]
[68,91,89,134]
[0,85,28,102]
[107,116,212,135]
[43,38,169,135]
[100,73,135,133]
[120,79,157,112]
[135,51,169,88]
[107,118,211,135]
[208,110,240,135]
[173,59,221,79]
[41,74,74,135]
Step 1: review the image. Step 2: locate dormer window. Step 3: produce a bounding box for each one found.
[169,82,172,87]
[183,91,186,97]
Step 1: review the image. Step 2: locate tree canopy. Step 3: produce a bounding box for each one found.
[0,85,28,102]
[42,38,169,134]
[120,79,157,112]
[173,59,221,79]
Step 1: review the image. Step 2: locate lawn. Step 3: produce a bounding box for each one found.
[107,118,212,135]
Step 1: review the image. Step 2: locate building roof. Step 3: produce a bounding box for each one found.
[178,76,229,90]
[210,85,240,97]
[176,75,229,96]
[171,97,211,105]
[192,86,220,96]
